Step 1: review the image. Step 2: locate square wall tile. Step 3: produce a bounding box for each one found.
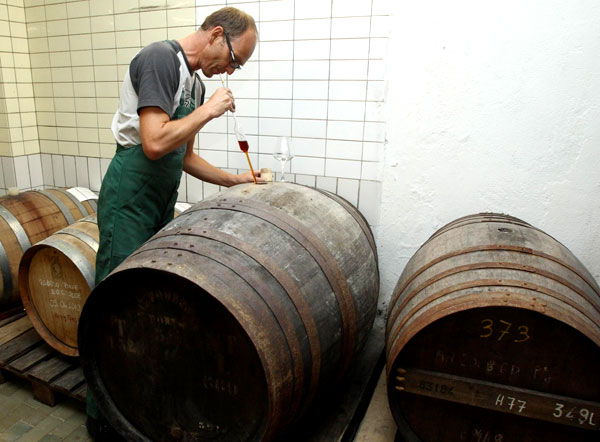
[289,137,326,157]
[186,174,203,203]
[15,156,31,189]
[260,0,293,21]
[337,178,359,206]
[331,17,371,38]
[291,156,324,176]
[295,0,331,20]
[76,155,89,187]
[292,81,328,100]
[2,157,16,188]
[259,60,292,80]
[293,61,329,80]
[326,158,361,179]
[316,175,336,193]
[258,80,292,99]
[88,157,101,192]
[294,40,330,60]
[292,100,328,120]
[64,155,77,186]
[295,174,316,187]
[259,20,293,41]
[361,160,383,181]
[259,99,292,118]
[41,153,54,186]
[259,117,291,137]
[358,180,381,226]
[328,100,365,121]
[294,18,330,40]
[29,154,44,188]
[330,39,369,60]
[327,139,362,160]
[292,119,326,139]
[52,154,65,186]
[327,121,364,141]
[258,41,293,61]
[332,0,371,18]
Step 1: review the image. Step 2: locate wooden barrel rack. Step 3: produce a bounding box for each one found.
[0,310,86,406]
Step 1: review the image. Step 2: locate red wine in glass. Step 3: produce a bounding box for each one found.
[238,140,249,152]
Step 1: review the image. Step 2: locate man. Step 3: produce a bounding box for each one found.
[85,7,259,440]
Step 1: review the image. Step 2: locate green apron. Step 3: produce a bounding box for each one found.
[87,55,204,420]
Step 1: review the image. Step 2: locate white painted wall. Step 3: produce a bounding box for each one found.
[378,0,600,309]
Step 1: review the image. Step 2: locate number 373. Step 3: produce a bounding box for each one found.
[480,319,530,342]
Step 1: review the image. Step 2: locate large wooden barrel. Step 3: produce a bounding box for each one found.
[0,188,97,312]
[386,213,600,442]
[19,215,98,357]
[78,182,379,442]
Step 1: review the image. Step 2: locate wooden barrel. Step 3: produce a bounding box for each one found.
[19,215,98,357]
[386,213,600,442]
[78,182,379,442]
[0,188,97,312]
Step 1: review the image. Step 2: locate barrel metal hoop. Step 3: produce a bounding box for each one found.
[387,291,600,373]
[311,187,379,264]
[432,213,530,235]
[36,190,76,225]
[386,278,600,363]
[45,238,95,289]
[0,204,32,252]
[0,240,13,297]
[142,227,322,414]
[58,227,99,253]
[387,260,600,338]
[189,200,358,376]
[86,199,98,212]
[388,244,600,321]
[81,214,97,224]
[57,188,89,217]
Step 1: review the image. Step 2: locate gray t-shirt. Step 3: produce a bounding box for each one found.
[111,40,203,147]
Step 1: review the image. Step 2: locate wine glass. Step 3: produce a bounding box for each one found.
[273,137,294,182]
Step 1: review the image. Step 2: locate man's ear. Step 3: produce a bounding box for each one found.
[208,26,224,44]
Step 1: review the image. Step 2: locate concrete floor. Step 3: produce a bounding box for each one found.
[0,370,397,442]
[0,375,90,442]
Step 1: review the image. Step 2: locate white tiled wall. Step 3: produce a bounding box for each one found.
[1,0,390,227]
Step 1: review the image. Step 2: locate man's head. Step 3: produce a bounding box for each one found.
[198,7,258,77]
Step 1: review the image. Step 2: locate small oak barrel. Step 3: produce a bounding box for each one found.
[386,213,600,442]
[78,182,379,442]
[19,215,98,357]
[0,188,97,312]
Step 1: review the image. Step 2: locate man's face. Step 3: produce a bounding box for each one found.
[202,27,257,78]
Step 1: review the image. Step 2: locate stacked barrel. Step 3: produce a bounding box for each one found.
[0,188,97,315]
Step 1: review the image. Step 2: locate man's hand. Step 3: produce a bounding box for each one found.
[236,170,263,184]
[205,87,235,119]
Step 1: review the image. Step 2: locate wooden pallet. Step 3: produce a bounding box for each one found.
[0,310,86,406]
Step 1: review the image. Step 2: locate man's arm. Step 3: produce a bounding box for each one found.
[139,87,234,160]
[182,139,258,187]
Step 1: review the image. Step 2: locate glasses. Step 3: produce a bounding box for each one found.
[223,30,241,70]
